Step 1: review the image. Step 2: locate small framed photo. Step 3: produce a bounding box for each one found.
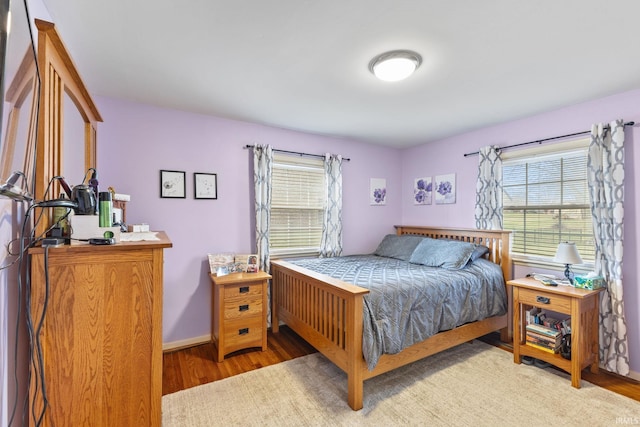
[194,172,218,199]
[233,253,259,272]
[160,170,186,198]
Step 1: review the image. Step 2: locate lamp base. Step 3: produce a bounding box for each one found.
[564,264,574,284]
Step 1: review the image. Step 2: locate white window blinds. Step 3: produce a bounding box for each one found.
[270,153,325,256]
[503,147,594,262]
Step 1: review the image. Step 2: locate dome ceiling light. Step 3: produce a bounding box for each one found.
[369,50,422,82]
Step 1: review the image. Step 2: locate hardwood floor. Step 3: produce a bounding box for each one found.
[163,327,640,403]
[163,326,317,395]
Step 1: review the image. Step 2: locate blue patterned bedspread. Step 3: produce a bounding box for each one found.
[289,255,507,370]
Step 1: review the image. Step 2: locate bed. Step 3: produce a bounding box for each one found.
[270,225,512,410]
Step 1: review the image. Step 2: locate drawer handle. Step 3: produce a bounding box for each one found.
[239,304,249,312]
[536,296,550,304]
[238,328,249,335]
[239,286,250,293]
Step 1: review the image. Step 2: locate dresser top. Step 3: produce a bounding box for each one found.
[29,231,172,254]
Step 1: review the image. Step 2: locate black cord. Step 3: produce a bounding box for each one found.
[8,201,34,427]
[7,205,28,427]
[7,201,67,426]
[32,246,49,426]
[8,0,42,424]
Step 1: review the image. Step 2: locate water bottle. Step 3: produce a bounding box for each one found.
[99,192,112,227]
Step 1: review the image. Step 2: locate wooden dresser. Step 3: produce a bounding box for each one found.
[210,271,271,361]
[28,232,172,427]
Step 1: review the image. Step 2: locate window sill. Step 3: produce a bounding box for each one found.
[270,250,320,259]
[512,255,594,276]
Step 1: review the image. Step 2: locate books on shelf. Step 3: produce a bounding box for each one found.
[526,320,563,353]
[526,341,559,354]
[526,323,560,337]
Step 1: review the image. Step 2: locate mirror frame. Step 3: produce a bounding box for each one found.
[0,48,38,187]
[34,19,102,235]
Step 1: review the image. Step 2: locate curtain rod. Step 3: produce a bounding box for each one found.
[244,145,351,162]
[462,121,636,157]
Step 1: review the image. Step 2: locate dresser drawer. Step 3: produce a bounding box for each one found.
[517,288,571,313]
[223,316,263,352]
[223,297,263,320]
[224,282,263,299]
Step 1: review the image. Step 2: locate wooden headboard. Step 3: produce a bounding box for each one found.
[395,225,512,280]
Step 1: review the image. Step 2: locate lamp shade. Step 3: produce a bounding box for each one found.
[554,242,583,265]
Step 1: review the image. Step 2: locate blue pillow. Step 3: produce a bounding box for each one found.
[374,234,425,261]
[470,244,490,262]
[409,237,477,270]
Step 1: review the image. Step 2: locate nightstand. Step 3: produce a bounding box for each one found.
[210,271,271,362]
[507,277,604,388]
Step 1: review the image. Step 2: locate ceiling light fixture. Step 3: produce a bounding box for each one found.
[369,50,422,82]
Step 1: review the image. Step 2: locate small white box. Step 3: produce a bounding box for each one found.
[128,223,150,233]
[70,215,120,243]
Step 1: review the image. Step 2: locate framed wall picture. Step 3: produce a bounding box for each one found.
[160,170,186,198]
[370,178,387,205]
[194,172,218,199]
[413,177,432,205]
[435,173,456,204]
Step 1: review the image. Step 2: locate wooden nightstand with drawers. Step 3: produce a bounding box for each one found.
[210,271,271,362]
[507,277,604,388]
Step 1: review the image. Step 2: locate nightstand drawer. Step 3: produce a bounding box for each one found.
[225,282,263,299]
[223,316,263,350]
[518,288,571,312]
[223,297,263,320]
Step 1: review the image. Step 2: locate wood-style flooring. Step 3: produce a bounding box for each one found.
[163,326,640,403]
[162,326,317,395]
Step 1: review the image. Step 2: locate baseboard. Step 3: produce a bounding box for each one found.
[628,369,640,382]
[163,334,211,352]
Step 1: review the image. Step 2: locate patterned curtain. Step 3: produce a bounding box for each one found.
[253,144,273,273]
[319,154,343,257]
[587,120,629,376]
[474,145,503,230]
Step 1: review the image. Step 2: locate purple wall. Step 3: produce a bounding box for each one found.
[96,97,402,343]
[96,89,639,374]
[401,89,640,374]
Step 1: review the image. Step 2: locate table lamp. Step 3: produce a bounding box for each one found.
[554,242,583,284]
[0,171,33,201]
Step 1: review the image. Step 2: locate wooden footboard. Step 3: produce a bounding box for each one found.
[270,260,369,409]
[271,226,512,410]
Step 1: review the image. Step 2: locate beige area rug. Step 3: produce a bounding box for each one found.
[162,341,639,426]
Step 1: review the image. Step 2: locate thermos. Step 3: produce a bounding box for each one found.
[52,194,70,235]
[99,192,112,227]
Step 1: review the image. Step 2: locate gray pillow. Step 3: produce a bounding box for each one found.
[409,237,477,270]
[470,244,490,262]
[374,234,425,261]
[441,238,490,264]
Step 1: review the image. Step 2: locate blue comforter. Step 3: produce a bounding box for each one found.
[289,255,507,370]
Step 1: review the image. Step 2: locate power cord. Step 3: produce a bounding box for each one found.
[8,200,69,426]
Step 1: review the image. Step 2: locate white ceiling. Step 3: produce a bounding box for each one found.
[40,0,640,148]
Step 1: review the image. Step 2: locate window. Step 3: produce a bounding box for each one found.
[502,141,594,263]
[270,153,325,256]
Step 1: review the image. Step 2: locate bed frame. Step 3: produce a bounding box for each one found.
[270,225,512,410]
